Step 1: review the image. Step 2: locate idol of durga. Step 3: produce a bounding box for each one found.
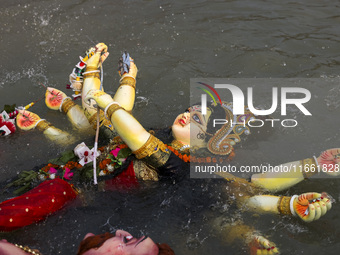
[1,42,339,255]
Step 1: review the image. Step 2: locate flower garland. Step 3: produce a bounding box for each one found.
[166,144,190,162]
[5,141,131,195]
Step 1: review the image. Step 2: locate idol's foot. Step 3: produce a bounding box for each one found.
[249,234,279,255]
[45,87,68,110]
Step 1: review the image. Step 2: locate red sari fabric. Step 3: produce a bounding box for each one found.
[0,178,77,232]
[104,161,139,191]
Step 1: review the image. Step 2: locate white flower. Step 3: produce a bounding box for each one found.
[38,174,45,181]
[74,142,101,166]
[49,173,56,179]
[99,170,106,176]
[107,164,114,172]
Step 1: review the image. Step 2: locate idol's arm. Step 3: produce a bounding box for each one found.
[16,110,75,146]
[251,149,340,192]
[84,89,171,168]
[241,192,332,223]
[45,87,92,131]
[81,43,109,120]
[84,90,149,151]
[113,57,138,112]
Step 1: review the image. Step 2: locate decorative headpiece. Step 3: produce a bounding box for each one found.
[206,102,255,155]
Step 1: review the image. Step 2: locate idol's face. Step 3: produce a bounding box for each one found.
[171,105,211,148]
[81,230,159,255]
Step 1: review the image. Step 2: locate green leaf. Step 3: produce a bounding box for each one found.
[3,104,16,113]
[48,150,77,165]
[13,183,32,196]
[117,148,132,159]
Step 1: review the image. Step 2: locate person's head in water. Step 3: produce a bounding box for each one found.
[77,230,175,255]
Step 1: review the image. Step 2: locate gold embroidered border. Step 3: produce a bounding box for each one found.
[36,120,52,132]
[83,72,100,79]
[61,98,77,114]
[133,135,169,160]
[85,66,99,72]
[133,160,159,181]
[277,196,292,215]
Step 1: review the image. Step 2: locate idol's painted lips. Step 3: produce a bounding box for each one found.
[179,118,186,126]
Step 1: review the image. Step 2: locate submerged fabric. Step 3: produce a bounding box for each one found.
[0,178,77,232]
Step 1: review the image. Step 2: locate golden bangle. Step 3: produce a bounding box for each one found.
[119,77,136,89]
[106,104,124,119]
[36,120,52,132]
[88,110,113,131]
[85,66,99,72]
[61,98,77,114]
[277,196,292,215]
[301,157,318,179]
[83,72,100,79]
[133,135,169,160]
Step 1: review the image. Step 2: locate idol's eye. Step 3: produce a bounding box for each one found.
[184,109,190,113]
[192,114,201,124]
[123,236,133,244]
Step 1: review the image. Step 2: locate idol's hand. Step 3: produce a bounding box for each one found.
[85,89,114,110]
[86,43,109,68]
[292,192,332,222]
[317,148,340,176]
[119,56,138,80]
[45,87,68,110]
[249,234,279,255]
[16,110,41,131]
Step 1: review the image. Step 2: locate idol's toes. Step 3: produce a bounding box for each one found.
[45,87,67,110]
[16,110,41,131]
[250,235,279,255]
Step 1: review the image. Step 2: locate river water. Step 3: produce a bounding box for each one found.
[1,0,340,254]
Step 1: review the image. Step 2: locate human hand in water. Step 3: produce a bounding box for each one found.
[249,234,279,255]
[292,192,332,222]
[317,148,340,176]
[85,89,114,110]
[86,42,109,68]
[16,110,41,131]
[45,87,68,110]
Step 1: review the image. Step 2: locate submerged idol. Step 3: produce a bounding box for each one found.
[2,43,338,255]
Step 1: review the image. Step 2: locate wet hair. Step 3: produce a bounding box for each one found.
[205,103,226,141]
[157,243,175,255]
[77,232,175,255]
